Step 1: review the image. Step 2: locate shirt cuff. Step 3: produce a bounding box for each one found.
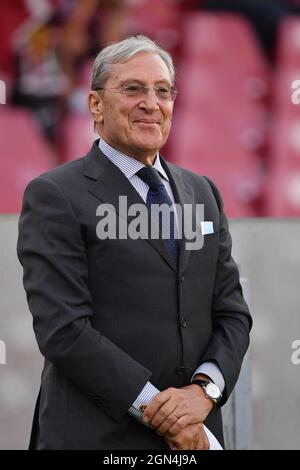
[128,381,160,424]
[191,361,225,393]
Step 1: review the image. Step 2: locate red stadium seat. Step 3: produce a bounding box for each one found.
[176,62,269,112]
[265,113,300,216]
[167,12,270,217]
[266,13,300,215]
[265,54,300,215]
[277,16,300,67]
[169,66,266,217]
[0,106,56,213]
[265,169,300,217]
[128,0,181,55]
[0,0,29,78]
[169,109,263,218]
[273,67,300,112]
[60,114,96,163]
[182,13,269,78]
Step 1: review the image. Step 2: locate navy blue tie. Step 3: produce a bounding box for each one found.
[137,166,179,262]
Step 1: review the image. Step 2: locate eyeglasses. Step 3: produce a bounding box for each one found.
[96,83,178,101]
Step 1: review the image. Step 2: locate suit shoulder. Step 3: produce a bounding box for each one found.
[167,162,223,212]
[24,156,86,198]
[39,156,85,185]
[168,162,218,193]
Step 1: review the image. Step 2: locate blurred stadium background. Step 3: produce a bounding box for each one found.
[2,0,300,217]
[1,0,300,451]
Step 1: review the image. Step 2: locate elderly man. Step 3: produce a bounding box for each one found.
[17,35,252,450]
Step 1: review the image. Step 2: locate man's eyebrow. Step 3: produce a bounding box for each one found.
[118,79,144,86]
[118,78,173,87]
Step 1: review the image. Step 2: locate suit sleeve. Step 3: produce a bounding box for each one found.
[17,176,151,422]
[200,177,252,406]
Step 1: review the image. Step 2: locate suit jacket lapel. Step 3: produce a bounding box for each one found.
[83,142,177,272]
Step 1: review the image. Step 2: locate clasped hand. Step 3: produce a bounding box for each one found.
[143,384,213,450]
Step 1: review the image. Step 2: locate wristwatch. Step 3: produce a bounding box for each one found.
[192,379,222,406]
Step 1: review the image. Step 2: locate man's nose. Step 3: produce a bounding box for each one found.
[138,88,160,111]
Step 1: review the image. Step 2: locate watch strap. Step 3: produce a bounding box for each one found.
[192,379,221,407]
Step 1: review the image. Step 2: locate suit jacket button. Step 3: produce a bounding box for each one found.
[180,317,187,328]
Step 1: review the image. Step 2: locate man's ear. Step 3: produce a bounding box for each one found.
[87,91,104,124]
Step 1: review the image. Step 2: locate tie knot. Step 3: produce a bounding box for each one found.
[136,166,164,189]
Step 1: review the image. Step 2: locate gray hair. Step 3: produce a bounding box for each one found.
[91,35,175,90]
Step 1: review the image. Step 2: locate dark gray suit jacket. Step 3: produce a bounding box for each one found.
[17,140,252,449]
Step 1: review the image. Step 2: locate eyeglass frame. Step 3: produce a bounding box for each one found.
[94,83,178,102]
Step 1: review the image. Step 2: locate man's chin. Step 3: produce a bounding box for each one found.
[132,136,165,154]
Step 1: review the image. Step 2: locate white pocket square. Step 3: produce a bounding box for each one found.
[201,221,214,235]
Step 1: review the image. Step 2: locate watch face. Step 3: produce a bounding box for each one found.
[206,383,221,399]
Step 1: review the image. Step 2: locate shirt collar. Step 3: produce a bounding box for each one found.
[98,138,169,182]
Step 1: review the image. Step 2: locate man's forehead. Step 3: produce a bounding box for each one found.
[107,52,171,84]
